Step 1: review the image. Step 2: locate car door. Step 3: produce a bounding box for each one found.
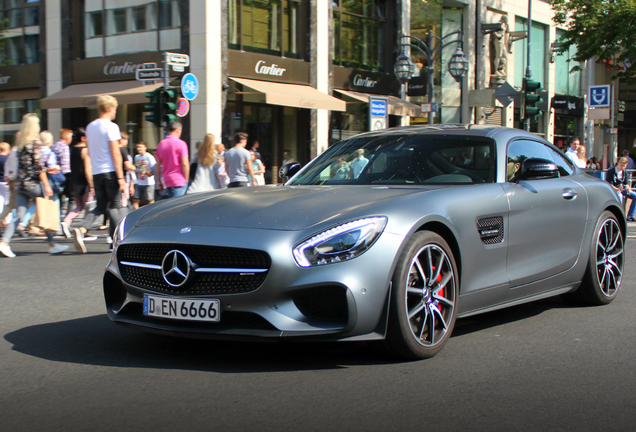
[502,139,588,289]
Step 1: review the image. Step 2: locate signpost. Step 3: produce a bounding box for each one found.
[369,96,388,130]
[493,81,517,108]
[589,84,611,108]
[181,73,199,101]
[166,52,190,72]
[176,98,190,117]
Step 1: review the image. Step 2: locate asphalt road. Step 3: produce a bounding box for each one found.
[1,227,636,432]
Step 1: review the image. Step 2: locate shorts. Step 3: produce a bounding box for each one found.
[133,184,155,203]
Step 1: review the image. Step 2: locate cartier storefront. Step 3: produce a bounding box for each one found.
[41,52,177,152]
[0,63,41,144]
[226,50,346,184]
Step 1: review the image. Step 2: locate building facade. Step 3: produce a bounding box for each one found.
[0,0,620,177]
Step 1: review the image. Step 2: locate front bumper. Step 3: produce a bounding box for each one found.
[103,224,405,341]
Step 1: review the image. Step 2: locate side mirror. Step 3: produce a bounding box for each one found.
[517,158,560,181]
[279,162,301,180]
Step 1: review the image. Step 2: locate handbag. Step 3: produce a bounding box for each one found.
[35,196,61,232]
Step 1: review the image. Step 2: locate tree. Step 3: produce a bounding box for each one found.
[551,0,636,80]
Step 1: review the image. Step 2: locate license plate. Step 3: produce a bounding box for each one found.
[143,295,220,322]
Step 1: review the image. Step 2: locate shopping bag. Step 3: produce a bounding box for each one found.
[35,196,60,232]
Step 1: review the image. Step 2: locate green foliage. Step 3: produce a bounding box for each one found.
[551,0,636,80]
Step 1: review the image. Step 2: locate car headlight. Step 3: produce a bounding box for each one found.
[112,216,128,250]
[293,217,387,267]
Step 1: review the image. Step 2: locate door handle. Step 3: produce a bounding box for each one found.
[562,188,578,200]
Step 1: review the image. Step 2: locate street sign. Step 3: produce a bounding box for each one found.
[494,81,517,107]
[166,52,190,69]
[142,63,158,85]
[181,73,199,100]
[606,127,618,135]
[176,98,190,117]
[589,84,610,108]
[421,102,433,113]
[136,68,164,81]
[369,96,388,130]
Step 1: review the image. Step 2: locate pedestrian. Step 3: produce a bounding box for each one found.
[622,150,635,170]
[0,142,10,218]
[225,132,256,187]
[0,114,69,257]
[1,140,18,226]
[119,132,136,209]
[249,149,266,186]
[565,137,580,165]
[250,140,262,160]
[187,133,220,193]
[51,128,72,215]
[155,121,189,198]
[73,94,128,254]
[216,154,228,188]
[61,128,93,237]
[350,148,369,179]
[606,157,636,222]
[132,142,156,209]
[576,145,587,169]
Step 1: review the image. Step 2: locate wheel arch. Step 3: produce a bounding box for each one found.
[604,204,627,238]
[414,221,462,289]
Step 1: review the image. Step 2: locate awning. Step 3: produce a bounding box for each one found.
[230,77,346,112]
[334,89,424,117]
[41,80,163,109]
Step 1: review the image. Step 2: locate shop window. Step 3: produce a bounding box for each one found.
[132,6,147,32]
[555,30,581,96]
[228,0,304,59]
[88,11,104,38]
[333,0,385,71]
[110,8,128,35]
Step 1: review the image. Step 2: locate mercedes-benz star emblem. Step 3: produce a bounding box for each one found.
[161,250,192,287]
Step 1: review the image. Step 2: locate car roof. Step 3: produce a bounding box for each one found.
[349,124,544,142]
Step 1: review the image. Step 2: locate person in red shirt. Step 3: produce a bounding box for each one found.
[155,121,190,198]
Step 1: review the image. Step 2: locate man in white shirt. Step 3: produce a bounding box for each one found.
[350,149,369,179]
[73,94,127,253]
[132,142,156,209]
[565,137,580,165]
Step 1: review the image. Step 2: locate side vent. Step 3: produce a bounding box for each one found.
[477,216,504,244]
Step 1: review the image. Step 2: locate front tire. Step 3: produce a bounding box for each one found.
[576,211,624,305]
[385,231,459,359]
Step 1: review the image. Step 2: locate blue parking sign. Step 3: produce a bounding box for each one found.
[589,85,610,108]
[181,73,199,101]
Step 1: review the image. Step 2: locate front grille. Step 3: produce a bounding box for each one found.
[293,286,349,325]
[118,243,271,295]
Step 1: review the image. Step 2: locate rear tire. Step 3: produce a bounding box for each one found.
[575,211,624,305]
[384,231,458,359]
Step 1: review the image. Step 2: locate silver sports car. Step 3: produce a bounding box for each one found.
[104,125,625,359]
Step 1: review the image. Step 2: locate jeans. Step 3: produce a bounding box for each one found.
[81,172,128,240]
[620,189,636,218]
[165,185,188,198]
[2,183,55,245]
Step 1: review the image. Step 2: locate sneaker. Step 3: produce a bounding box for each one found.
[0,243,16,258]
[106,236,113,244]
[83,236,98,241]
[61,221,71,238]
[49,244,69,254]
[628,217,635,222]
[73,228,87,254]
[15,227,28,238]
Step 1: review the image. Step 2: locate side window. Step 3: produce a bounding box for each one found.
[506,140,552,181]
[546,146,575,177]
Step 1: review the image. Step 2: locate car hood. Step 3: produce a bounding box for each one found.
[137,186,434,230]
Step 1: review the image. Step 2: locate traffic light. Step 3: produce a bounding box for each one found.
[523,78,543,119]
[162,87,178,125]
[144,88,162,128]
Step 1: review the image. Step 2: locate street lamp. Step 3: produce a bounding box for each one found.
[395,30,468,124]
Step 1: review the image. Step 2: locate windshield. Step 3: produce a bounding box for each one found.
[288,134,496,186]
